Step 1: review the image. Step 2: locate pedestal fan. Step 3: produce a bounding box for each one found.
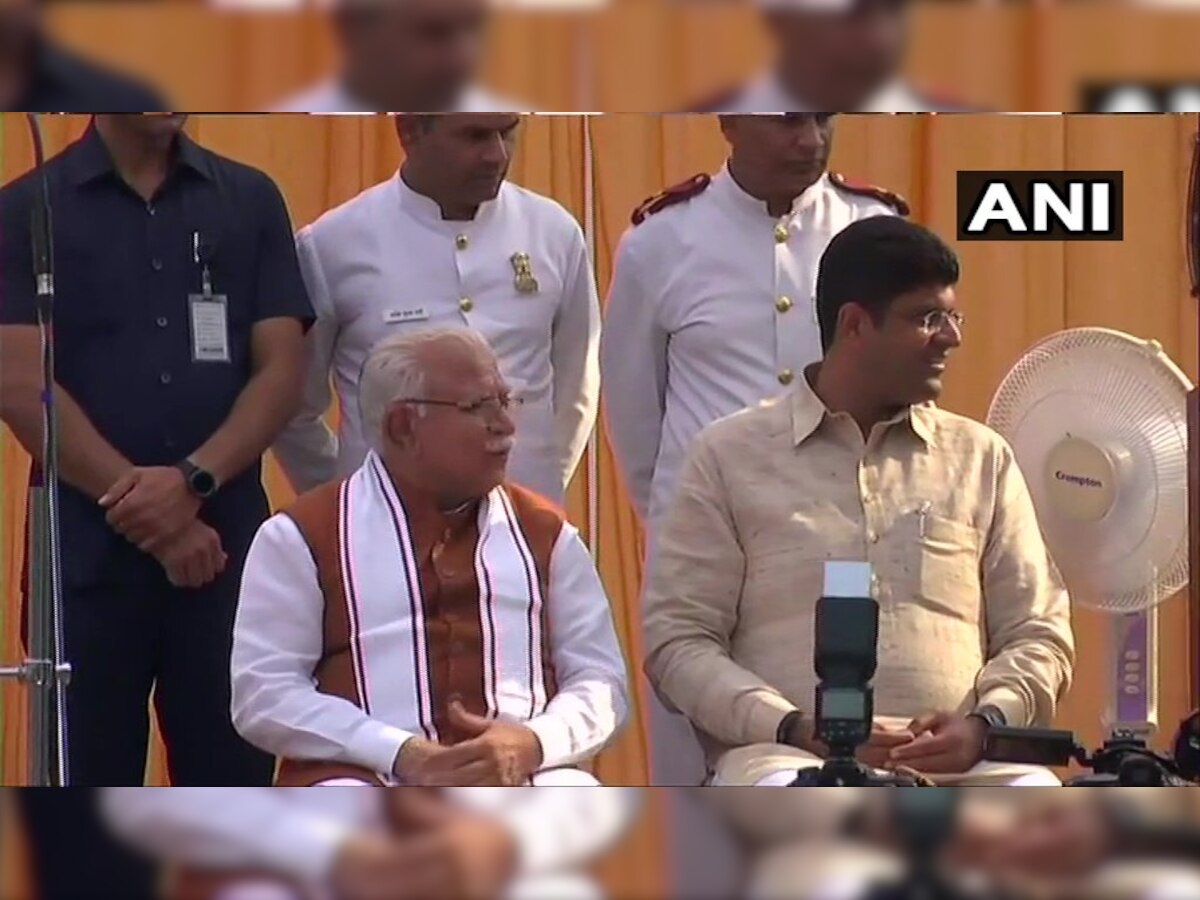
[987,329,1192,750]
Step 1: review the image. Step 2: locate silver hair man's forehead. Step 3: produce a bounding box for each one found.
[358,327,496,448]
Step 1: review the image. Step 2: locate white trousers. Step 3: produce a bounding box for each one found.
[213,872,603,900]
[709,742,1063,787]
[258,771,608,900]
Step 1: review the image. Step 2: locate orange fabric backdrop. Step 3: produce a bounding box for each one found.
[42,4,1200,112]
[0,117,1197,891]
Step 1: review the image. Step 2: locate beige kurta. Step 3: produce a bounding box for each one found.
[643,366,1076,771]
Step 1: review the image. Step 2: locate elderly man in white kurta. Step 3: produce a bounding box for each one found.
[273,113,598,505]
[235,328,626,789]
[102,787,641,900]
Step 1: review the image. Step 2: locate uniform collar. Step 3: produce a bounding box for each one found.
[394,170,503,229]
[288,75,525,113]
[713,164,828,220]
[789,364,937,447]
[747,69,928,113]
[67,121,215,187]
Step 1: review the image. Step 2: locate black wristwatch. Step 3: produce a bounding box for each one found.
[967,705,1007,732]
[176,458,218,499]
[776,710,807,747]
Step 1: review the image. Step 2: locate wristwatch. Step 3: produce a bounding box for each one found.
[776,710,807,747]
[176,458,218,499]
[967,704,1007,732]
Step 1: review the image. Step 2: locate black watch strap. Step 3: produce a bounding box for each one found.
[176,458,217,498]
[776,710,805,746]
[968,705,1007,731]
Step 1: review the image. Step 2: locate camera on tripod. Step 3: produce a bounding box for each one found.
[982,712,1199,786]
[790,562,921,787]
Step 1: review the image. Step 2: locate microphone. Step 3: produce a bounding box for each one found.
[27,113,54,312]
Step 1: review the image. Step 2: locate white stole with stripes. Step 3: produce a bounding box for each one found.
[338,453,549,743]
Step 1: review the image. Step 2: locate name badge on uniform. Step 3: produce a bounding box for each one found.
[384,307,430,324]
[189,292,231,363]
[510,252,539,294]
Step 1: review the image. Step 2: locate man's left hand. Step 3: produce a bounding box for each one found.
[100,466,200,551]
[419,702,544,786]
[886,711,986,775]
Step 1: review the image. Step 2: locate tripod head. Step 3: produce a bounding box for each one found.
[983,722,1197,787]
[790,563,924,788]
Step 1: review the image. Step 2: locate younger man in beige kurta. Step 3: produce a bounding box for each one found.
[643,216,1075,789]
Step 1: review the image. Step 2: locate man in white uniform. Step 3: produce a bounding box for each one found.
[688,1,978,113]
[237,330,626,789]
[274,0,527,113]
[602,113,907,539]
[600,111,908,898]
[101,786,641,900]
[273,114,599,505]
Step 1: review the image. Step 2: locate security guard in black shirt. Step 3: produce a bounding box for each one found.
[1,0,167,112]
[0,114,314,786]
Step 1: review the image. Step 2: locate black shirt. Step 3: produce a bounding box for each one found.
[0,123,314,586]
[11,39,168,113]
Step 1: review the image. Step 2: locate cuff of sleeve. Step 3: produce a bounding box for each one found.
[975,687,1029,728]
[349,723,417,778]
[268,814,357,885]
[524,713,574,771]
[746,692,801,747]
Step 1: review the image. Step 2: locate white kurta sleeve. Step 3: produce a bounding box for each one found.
[599,230,667,520]
[271,226,340,493]
[523,524,629,770]
[549,223,601,496]
[231,514,415,775]
[500,787,643,877]
[98,788,358,886]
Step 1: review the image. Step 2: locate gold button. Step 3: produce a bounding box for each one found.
[455,234,469,250]
[459,297,473,313]
[775,296,793,313]
[773,223,789,243]
[777,369,794,386]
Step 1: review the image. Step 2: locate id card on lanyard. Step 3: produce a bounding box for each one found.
[188,231,231,364]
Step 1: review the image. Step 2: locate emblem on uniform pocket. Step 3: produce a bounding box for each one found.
[510,252,539,294]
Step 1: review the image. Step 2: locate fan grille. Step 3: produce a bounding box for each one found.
[987,329,1192,614]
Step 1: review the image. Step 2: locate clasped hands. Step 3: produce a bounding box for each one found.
[99,466,225,589]
[804,710,987,775]
[393,702,545,787]
[331,788,519,900]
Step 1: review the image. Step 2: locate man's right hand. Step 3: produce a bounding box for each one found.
[152,520,227,589]
[857,722,916,770]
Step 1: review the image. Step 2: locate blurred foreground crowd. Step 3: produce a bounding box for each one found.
[4,787,1200,900]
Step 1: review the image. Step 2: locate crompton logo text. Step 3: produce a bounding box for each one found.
[956,171,1124,242]
[1055,470,1104,489]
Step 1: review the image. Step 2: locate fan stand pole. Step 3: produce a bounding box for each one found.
[1189,388,1198,712]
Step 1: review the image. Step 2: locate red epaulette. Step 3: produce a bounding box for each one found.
[631,173,713,226]
[828,172,910,217]
[912,86,987,114]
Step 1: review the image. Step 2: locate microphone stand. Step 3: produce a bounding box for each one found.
[0,113,72,786]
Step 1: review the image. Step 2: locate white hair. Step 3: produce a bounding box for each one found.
[358,327,495,452]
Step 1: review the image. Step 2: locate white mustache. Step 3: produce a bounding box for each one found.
[486,437,515,454]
